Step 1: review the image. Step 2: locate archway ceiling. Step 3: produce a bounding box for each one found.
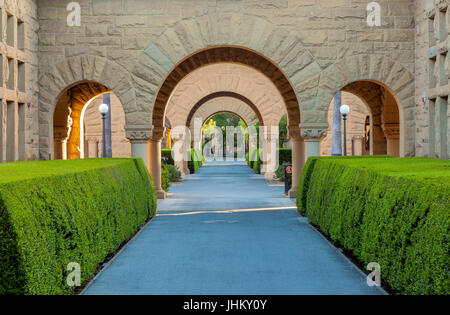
[164,62,287,129]
[153,47,299,129]
[188,95,260,128]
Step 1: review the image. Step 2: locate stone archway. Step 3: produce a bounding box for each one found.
[317,54,415,157]
[53,81,110,160]
[186,92,263,128]
[38,55,139,160]
[139,47,304,198]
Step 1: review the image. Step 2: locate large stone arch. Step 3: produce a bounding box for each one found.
[38,55,138,159]
[316,54,415,157]
[187,93,261,129]
[130,12,323,130]
[130,15,322,199]
[164,63,286,130]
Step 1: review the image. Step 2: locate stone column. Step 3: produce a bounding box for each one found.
[288,126,304,198]
[261,126,279,180]
[171,126,191,177]
[351,135,364,156]
[149,126,166,199]
[126,127,165,199]
[86,137,99,158]
[331,91,342,156]
[382,123,400,157]
[53,127,69,160]
[301,126,327,164]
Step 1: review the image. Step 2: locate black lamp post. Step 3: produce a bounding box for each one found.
[340,104,350,156]
[99,103,109,158]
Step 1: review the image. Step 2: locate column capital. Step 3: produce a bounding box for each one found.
[300,124,328,141]
[288,125,302,141]
[125,125,152,142]
[382,123,400,139]
[85,136,100,143]
[54,126,70,141]
[151,126,166,141]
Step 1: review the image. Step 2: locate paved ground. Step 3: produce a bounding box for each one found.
[83,161,383,295]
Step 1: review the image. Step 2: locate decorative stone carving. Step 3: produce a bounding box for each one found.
[125,126,152,142]
[300,126,328,140]
[287,125,302,141]
[151,126,166,141]
[382,123,400,139]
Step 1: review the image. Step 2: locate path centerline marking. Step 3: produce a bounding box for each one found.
[156,206,297,216]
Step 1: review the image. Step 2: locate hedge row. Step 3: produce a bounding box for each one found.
[297,156,449,295]
[188,148,203,174]
[0,158,157,295]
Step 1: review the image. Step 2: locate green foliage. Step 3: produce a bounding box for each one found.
[297,156,450,295]
[274,164,285,181]
[0,158,157,295]
[252,149,262,174]
[248,148,258,169]
[164,164,182,182]
[278,148,292,165]
[279,115,288,147]
[161,165,171,192]
[188,149,203,174]
[161,149,174,165]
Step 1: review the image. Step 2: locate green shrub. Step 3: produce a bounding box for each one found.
[278,148,292,165]
[297,156,450,295]
[274,164,285,181]
[161,165,171,192]
[252,150,261,174]
[0,158,157,295]
[164,164,182,182]
[188,149,203,174]
[161,149,174,165]
[248,148,258,168]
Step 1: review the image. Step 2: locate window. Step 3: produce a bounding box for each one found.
[6,13,14,47]
[17,19,24,50]
[6,101,16,162]
[18,103,25,161]
[7,58,14,90]
[18,61,25,92]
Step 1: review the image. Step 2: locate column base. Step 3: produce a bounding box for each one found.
[288,187,298,199]
[264,172,275,180]
[156,189,166,199]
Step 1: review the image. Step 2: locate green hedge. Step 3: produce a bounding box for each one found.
[297,156,449,295]
[247,148,257,168]
[0,158,157,295]
[161,165,170,192]
[188,149,203,174]
[161,148,174,165]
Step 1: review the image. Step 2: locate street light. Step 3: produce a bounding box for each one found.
[99,103,109,158]
[340,104,350,156]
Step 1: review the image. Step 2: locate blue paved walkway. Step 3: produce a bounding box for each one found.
[83,161,383,295]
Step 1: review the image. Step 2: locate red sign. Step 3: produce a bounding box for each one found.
[286,166,293,174]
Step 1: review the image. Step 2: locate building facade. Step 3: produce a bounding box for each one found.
[0,0,448,196]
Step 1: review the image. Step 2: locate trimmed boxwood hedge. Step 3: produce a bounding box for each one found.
[297,156,449,295]
[0,158,157,295]
[188,148,203,174]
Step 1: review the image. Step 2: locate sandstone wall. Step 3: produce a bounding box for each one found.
[415,0,449,159]
[36,0,417,159]
[0,0,38,162]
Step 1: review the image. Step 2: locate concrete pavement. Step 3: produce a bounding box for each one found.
[83,161,383,295]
